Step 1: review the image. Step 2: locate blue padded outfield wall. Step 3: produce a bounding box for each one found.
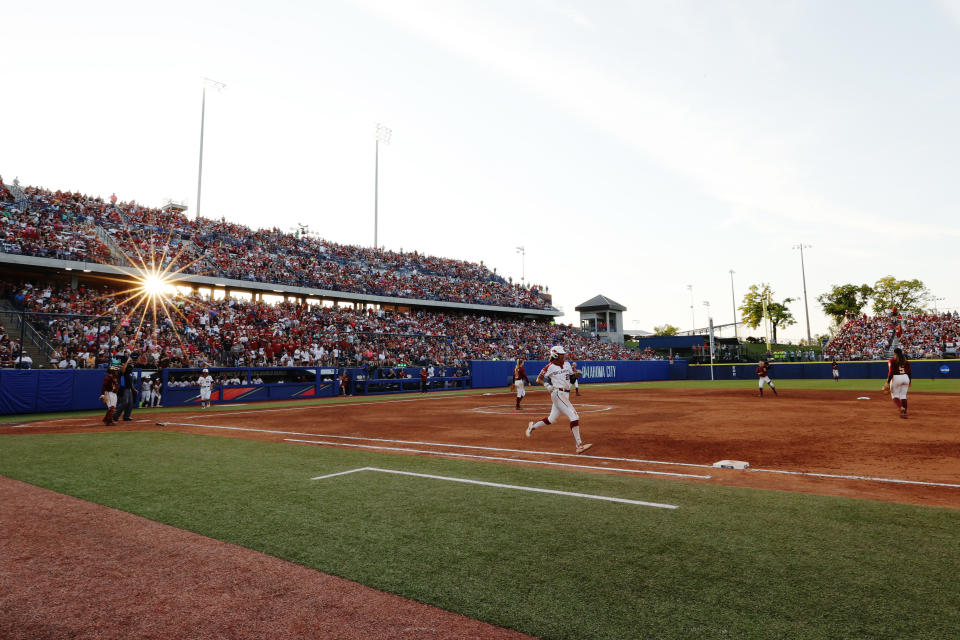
[0,360,688,415]
[686,360,959,380]
[468,359,686,388]
[6,359,958,415]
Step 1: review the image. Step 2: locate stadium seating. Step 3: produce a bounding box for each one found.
[824,312,960,360]
[1,184,552,310]
[1,279,655,370]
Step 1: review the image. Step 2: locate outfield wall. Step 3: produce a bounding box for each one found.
[0,359,687,415]
[469,359,686,389]
[686,360,958,380]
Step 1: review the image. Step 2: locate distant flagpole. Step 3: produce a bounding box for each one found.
[196,77,226,220]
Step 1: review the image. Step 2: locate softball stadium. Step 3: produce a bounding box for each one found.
[0,179,958,639]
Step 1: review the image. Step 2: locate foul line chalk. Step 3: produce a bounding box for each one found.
[155,421,714,469]
[751,467,960,489]
[287,438,711,479]
[311,466,678,509]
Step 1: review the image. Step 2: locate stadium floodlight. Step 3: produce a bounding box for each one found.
[516,246,525,282]
[687,284,695,333]
[196,77,226,220]
[792,244,813,344]
[374,123,392,249]
[703,301,715,379]
[931,296,946,313]
[729,269,738,340]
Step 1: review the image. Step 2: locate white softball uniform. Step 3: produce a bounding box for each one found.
[758,376,771,388]
[104,391,117,408]
[515,380,526,398]
[540,362,579,422]
[889,374,910,400]
[199,375,213,400]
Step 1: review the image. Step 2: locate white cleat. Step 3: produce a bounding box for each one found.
[526,422,535,438]
[575,443,593,455]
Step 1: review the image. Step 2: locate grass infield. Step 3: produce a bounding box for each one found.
[1,431,958,639]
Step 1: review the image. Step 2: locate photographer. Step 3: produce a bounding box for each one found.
[116,351,138,422]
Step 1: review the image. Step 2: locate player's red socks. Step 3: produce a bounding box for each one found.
[901,399,908,411]
[893,398,902,409]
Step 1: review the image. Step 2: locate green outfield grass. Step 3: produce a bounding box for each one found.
[1,432,958,639]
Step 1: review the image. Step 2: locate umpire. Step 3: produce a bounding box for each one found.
[116,353,138,422]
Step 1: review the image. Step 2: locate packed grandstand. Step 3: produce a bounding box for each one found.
[822,311,959,361]
[0,279,645,371]
[4,175,958,371]
[0,177,552,310]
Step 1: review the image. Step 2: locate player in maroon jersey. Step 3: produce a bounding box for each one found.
[513,359,530,409]
[755,359,777,396]
[832,359,839,382]
[885,347,912,418]
[99,366,119,425]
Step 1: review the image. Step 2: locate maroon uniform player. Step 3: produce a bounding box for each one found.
[885,347,912,418]
[99,366,119,425]
[756,360,778,396]
[513,359,529,409]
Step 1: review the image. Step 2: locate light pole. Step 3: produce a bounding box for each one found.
[374,123,392,249]
[729,269,738,340]
[687,284,695,333]
[196,77,226,220]
[932,296,945,313]
[516,246,525,283]
[703,301,715,379]
[793,244,813,344]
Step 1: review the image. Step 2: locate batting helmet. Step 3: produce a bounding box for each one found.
[549,345,565,360]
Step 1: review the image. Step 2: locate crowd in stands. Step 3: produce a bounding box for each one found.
[824,310,960,360]
[0,324,19,368]
[0,181,113,263]
[1,183,552,310]
[897,312,960,359]
[1,279,650,373]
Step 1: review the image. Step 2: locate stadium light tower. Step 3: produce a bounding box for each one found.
[729,269,738,340]
[195,77,226,220]
[374,123,392,249]
[516,246,525,283]
[687,284,695,333]
[793,243,813,344]
[931,296,945,313]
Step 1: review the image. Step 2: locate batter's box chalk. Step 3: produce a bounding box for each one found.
[857,397,871,400]
[713,460,750,470]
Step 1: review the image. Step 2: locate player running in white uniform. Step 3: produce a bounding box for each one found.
[525,345,592,454]
[198,368,214,409]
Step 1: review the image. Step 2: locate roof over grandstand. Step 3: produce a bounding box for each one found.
[575,295,626,312]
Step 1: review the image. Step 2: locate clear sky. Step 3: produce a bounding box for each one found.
[4,0,959,341]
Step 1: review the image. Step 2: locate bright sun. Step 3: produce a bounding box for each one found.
[140,273,170,297]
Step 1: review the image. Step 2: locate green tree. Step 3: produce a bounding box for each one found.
[817,284,874,324]
[739,283,797,343]
[871,276,929,315]
[653,324,680,336]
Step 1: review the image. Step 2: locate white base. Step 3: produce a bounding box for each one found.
[713,460,750,470]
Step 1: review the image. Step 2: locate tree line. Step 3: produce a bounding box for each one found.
[653,276,935,341]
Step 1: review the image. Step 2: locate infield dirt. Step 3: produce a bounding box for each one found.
[8,386,960,508]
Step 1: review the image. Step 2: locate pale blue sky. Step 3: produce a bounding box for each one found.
[4,0,959,340]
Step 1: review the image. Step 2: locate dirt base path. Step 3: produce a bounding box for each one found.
[0,476,532,640]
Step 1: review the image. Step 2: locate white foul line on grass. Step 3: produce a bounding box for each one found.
[751,467,960,489]
[311,466,678,509]
[287,438,711,479]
